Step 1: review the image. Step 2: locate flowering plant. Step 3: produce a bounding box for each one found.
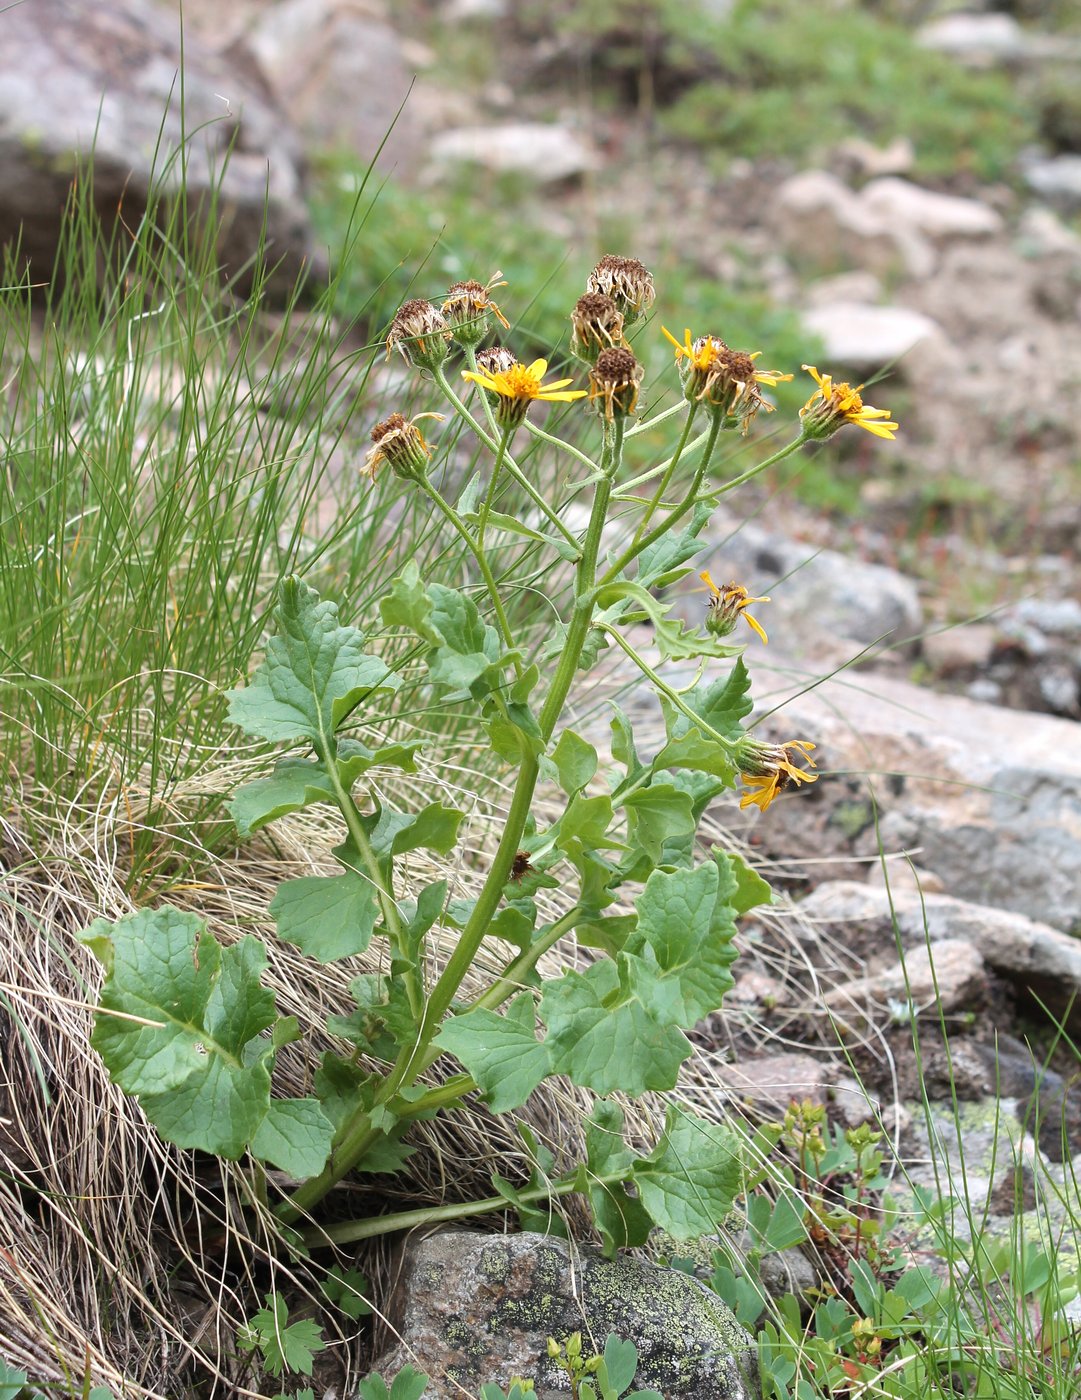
[79,257,895,1257]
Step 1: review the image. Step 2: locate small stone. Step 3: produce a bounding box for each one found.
[717,1053,837,1115]
[801,302,944,375]
[1024,156,1081,212]
[804,271,882,308]
[1018,207,1081,260]
[1011,597,1081,639]
[921,624,998,675]
[861,178,1004,240]
[865,863,946,897]
[824,939,987,1020]
[430,122,597,182]
[834,135,915,179]
[916,13,1029,66]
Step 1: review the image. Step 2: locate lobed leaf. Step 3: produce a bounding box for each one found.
[269,871,379,963]
[633,1108,742,1239]
[434,995,551,1113]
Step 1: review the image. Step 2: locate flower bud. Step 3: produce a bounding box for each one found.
[475,345,517,377]
[588,346,644,421]
[442,273,510,348]
[364,411,441,481]
[585,254,656,326]
[570,291,625,364]
[700,570,769,643]
[385,298,452,371]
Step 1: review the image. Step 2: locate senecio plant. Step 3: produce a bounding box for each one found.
[80,255,897,1255]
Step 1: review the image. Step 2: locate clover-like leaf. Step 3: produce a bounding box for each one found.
[227,577,397,746]
[269,871,379,963]
[435,994,551,1113]
[633,1108,742,1238]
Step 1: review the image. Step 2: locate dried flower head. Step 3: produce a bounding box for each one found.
[736,738,817,812]
[663,327,791,430]
[570,291,626,364]
[442,272,510,348]
[385,298,452,371]
[475,345,518,377]
[700,570,770,643]
[800,365,899,441]
[461,356,587,430]
[588,346,644,421]
[586,254,656,326]
[364,411,443,481]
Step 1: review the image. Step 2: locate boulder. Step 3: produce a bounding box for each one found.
[860,178,1003,241]
[773,170,926,278]
[824,938,988,1022]
[696,518,923,652]
[796,882,1081,1030]
[429,122,597,182]
[370,1231,759,1399]
[0,0,314,289]
[800,302,944,374]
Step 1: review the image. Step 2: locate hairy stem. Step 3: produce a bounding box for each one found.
[631,401,698,544]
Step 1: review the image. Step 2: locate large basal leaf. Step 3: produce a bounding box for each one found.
[434,995,551,1113]
[227,577,398,746]
[80,907,331,1174]
[634,1108,742,1238]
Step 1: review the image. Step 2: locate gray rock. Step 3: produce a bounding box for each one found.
[243,0,422,169]
[0,0,314,290]
[825,938,988,1022]
[1018,206,1081,260]
[773,169,932,279]
[371,1231,760,1399]
[804,271,883,308]
[430,122,597,182]
[921,623,998,675]
[698,521,923,651]
[861,177,1004,241]
[916,14,1029,66]
[796,882,1081,1030]
[801,302,944,374]
[1024,156,1081,211]
[716,1053,838,1115]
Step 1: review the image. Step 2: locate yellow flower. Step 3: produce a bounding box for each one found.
[364,411,443,481]
[462,356,587,429]
[800,365,899,441]
[737,739,817,812]
[662,327,791,430]
[700,570,770,643]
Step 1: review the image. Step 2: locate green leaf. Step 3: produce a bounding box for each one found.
[402,879,448,960]
[81,909,283,1160]
[633,1108,742,1238]
[239,1293,325,1378]
[250,1098,334,1179]
[556,793,617,850]
[365,801,465,858]
[469,509,579,562]
[434,995,550,1113]
[489,901,536,950]
[622,783,695,861]
[0,1360,28,1400]
[227,577,397,745]
[602,1336,639,1396]
[621,863,739,1025]
[609,703,645,783]
[540,961,691,1096]
[426,583,520,699]
[585,1101,653,1254]
[322,1265,372,1320]
[269,871,379,962]
[664,660,753,743]
[593,580,743,663]
[636,501,712,589]
[379,561,442,645]
[357,1365,429,1400]
[550,729,599,795]
[722,849,774,915]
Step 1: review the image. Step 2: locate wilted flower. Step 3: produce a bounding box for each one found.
[442,273,510,348]
[385,298,452,371]
[570,292,626,363]
[586,254,656,326]
[364,411,443,481]
[663,327,791,430]
[800,365,899,440]
[700,570,770,643]
[475,345,518,377]
[461,356,587,430]
[736,737,817,811]
[588,346,644,421]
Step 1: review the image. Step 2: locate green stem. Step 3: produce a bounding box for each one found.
[715,430,809,495]
[597,624,740,753]
[631,401,698,544]
[478,424,514,547]
[389,1073,475,1117]
[468,906,582,1013]
[616,429,712,494]
[302,1165,605,1247]
[434,365,580,552]
[525,418,598,473]
[599,416,723,586]
[416,476,521,682]
[624,400,686,438]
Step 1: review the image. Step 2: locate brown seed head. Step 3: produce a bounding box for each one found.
[585,254,656,325]
[588,345,644,420]
[570,291,626,363]
[385,298,452,368]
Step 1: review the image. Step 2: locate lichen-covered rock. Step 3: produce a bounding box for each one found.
[368,1230,760,1399]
